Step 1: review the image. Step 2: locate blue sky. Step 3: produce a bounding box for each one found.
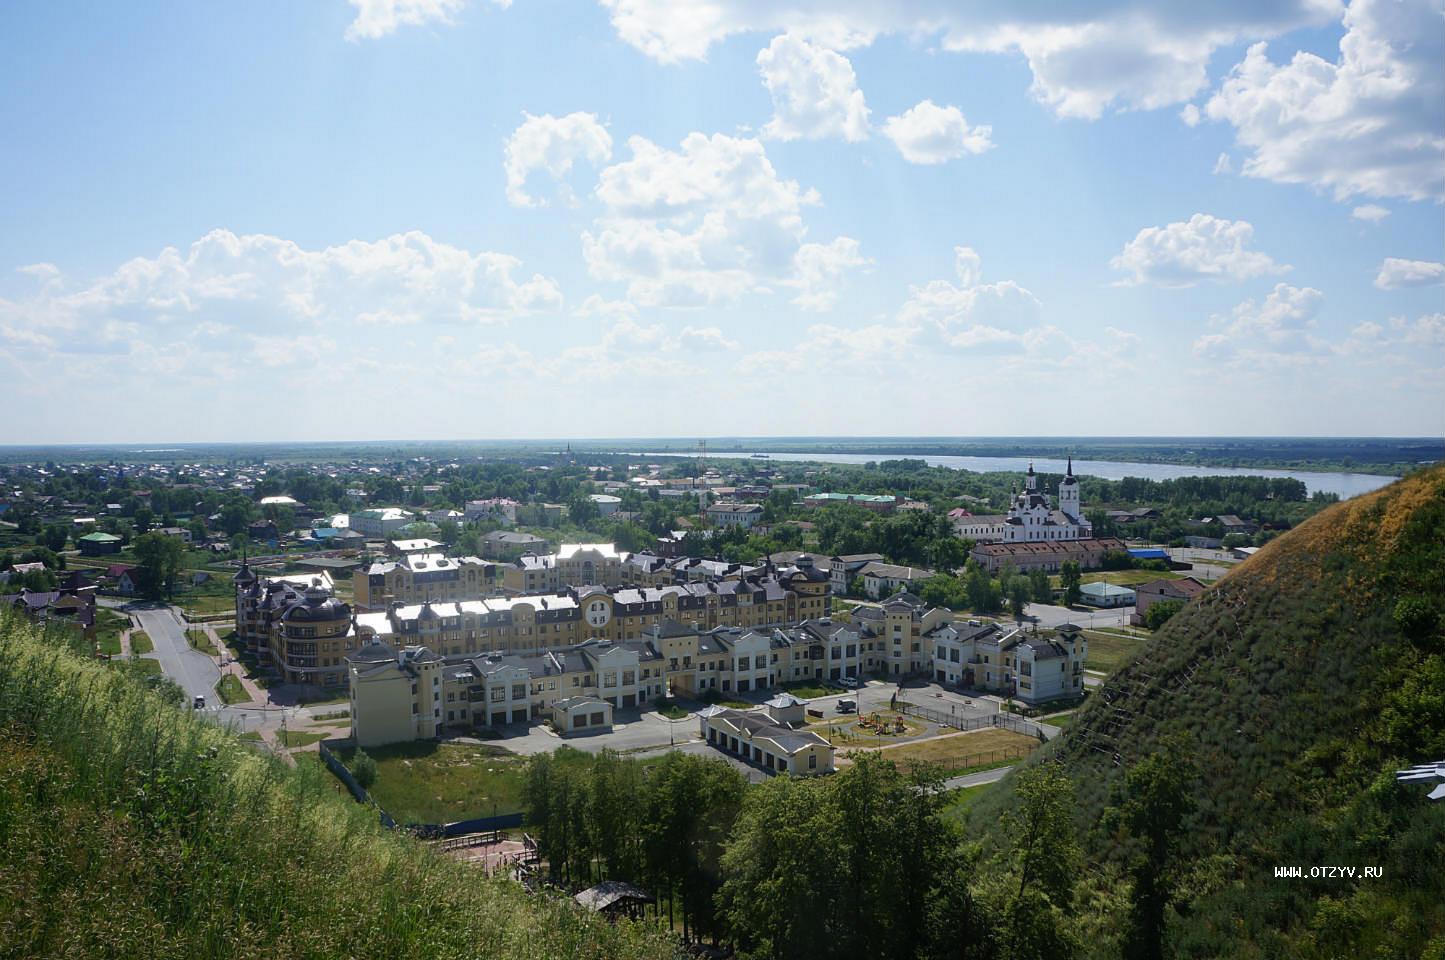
[1,0,1441,443]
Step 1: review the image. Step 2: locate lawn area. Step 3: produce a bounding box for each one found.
[236,730,263,741]
[215,674,248,705]
[940,782,998,828]
[187,629,219,656]
[826,711,927,746]
[130,631,154,654]
[126,658,162,677]
[337,741,533,825]
[1081,569,1180,587]
[654,699,691,720]
[176,593,236,617]
[1039,711,1076,730]
[780,681,837,699]
[277,730,327,748]
[1048,568,1181,590]
[93,608,131,656]
[860,728,1039,777]
[1083,629,1147,673]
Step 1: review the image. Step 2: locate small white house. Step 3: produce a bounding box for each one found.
[1080,581,1136,608]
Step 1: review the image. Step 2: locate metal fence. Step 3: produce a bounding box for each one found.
[318,739,395,829]
[894,700,1050,741]
[318,738,522,837]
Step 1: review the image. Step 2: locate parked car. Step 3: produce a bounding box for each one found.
[837,698,857,713]
[193,695,206,709]
[840,675,861,688]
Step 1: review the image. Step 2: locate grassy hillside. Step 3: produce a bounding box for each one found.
[0,616,677,960]
[974,464,1445,958]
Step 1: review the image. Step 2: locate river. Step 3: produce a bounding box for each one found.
[644,452,1398,499]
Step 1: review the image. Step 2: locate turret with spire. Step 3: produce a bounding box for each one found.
[1059,454,1082,519]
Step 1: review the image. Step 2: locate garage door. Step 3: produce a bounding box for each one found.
[491,711,507,726]
[622,694,636,708]
[512,708,528,723]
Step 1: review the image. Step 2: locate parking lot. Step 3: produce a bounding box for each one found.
[462,678,1005,759]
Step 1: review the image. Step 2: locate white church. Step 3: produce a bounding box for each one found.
[952,458,1093,543]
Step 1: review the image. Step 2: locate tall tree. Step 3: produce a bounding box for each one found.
[1060,562,1083,607]
[1108,740,1198,960]
[132,531,183,600]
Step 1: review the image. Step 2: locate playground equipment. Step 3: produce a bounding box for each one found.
[857,712,907,735]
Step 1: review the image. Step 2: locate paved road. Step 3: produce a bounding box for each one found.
[939,765,1012,791]
[125,603,314,737]
[133,604,220,704]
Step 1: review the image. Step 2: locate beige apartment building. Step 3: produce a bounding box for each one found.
[502,543,629,593]
[346,616,857,748]
[352,552,495,611]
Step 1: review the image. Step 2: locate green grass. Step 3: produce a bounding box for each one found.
[311,709,350,722]
[126,657,162,677]
[215,674,248,705]
[129,630,153,654]
[337,741,531,825]
[939,781,998,827]
[176,593,235,617]
[0,612,674,960]
[780,681,837,699]
[277,729,327,748]
[654,699,691,720]
[186,629,219,656]
[236,730,263,741]
[971,465,1445,957]
[93,608,130,656]
[1082,628,1146,673]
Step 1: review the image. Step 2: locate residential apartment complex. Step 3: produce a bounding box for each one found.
[345,590,1087,748]
[353,560,831,657]
[929,618,1088,704]
[501,543,628,594]
[352,552,495,611]
[234,562,356,686]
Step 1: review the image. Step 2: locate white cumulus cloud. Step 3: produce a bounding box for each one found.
[1193,282,1328,366]
[757,34,870,142]
[596,0,1338,118]
[1111,213,1289,287]
[1203,0,1445,202]
[0,229,563,359]
[1350,204,1390,222]
[504,112,614,207]
[788,238,870,311]
[1375,257,1445,289]
[345,0,465,40]
[882,100,993,164]
[582,131,855,308]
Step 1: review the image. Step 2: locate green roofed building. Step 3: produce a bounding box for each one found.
[1080,581,1137,608]
[77,531,123,557]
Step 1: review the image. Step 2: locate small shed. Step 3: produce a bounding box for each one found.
[574,881,655,920]
[552,696,613,735]
[762,692,806,727]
